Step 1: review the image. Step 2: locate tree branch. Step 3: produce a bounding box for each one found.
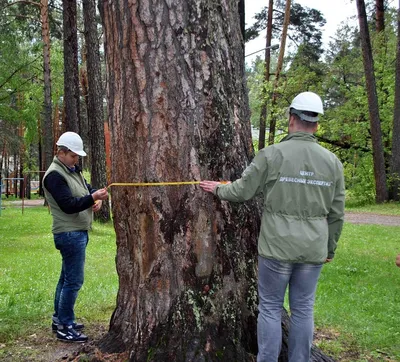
[316,135,370,153]
[0,76,37,102]
[0,56,40,90]
[0,0,40,12]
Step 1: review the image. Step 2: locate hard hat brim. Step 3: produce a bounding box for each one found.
[74,150,87,157]
[290,108,319,123]
[298,113,319,122]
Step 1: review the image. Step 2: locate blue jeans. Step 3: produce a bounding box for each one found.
[53,231,88,326]
[257,256,323,362]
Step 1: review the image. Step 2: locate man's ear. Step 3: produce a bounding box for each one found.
[288,115,295,127]
[57,148,67,157]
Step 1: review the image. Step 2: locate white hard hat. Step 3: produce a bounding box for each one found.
[289,92,324,122]
[56,132,87,156]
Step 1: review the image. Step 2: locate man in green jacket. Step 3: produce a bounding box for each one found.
[200,92,345,362]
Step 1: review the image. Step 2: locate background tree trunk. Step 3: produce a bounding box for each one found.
[376,0,385,32]
[40,0,53,174]
[63,0,80,133]
[18,125,24,199]
[374,0,390,181]
[390,0,400,200]
[38,125,44,196]
[258,0,274,150]
[268,0,291,146]
[356,0,388,202]
[82,0,110,222]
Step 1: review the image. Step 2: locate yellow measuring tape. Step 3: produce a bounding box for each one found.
[107,181,228,189]
[107,181,200,189]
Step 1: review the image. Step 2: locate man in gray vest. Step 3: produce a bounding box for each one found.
[43,132,108,343]
[200,92,345,362]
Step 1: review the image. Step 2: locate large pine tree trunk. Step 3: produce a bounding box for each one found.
[99,0,259,359]
[356,0,388,202]
[98,0,336,361]
[82,0,110,222]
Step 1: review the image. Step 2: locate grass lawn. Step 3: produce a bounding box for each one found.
[314,222,400,361]
[0,205,117,359]
[0,202,400,361]
[346,199,400,215]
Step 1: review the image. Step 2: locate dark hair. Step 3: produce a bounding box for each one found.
[57,146,69,153]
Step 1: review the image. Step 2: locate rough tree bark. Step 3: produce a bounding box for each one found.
[99,0,335,361]
[356,0,388,202]
[258,0,274,150]
[63,0,80,133]
[268,0,291,146]
[82,0,110,222]
[390,0,400,200]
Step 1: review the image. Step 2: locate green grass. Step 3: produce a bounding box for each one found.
[0,206,117,343]
[346,200,400,215]
[1,203,400,361]
[313,222,400,360]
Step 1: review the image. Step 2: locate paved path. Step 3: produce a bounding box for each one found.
[345,211,400,226]
[5,199,45,207]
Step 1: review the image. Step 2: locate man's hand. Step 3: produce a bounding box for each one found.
[325,258,332,263]
[92,188,108,202]
[199,181,222,194]
[396,254,400,268]
[92,200,102,212]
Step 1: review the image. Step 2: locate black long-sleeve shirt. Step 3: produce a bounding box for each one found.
[43,165,96,214]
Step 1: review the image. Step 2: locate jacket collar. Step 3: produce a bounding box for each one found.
[280,131,317,143]
[54,156,81,173]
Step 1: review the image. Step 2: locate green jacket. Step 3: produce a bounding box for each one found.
[43,156,93,234]
[215,132,345,264]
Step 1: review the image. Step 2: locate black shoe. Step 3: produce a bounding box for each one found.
[52,321,84,332]
[56,326,88,343]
